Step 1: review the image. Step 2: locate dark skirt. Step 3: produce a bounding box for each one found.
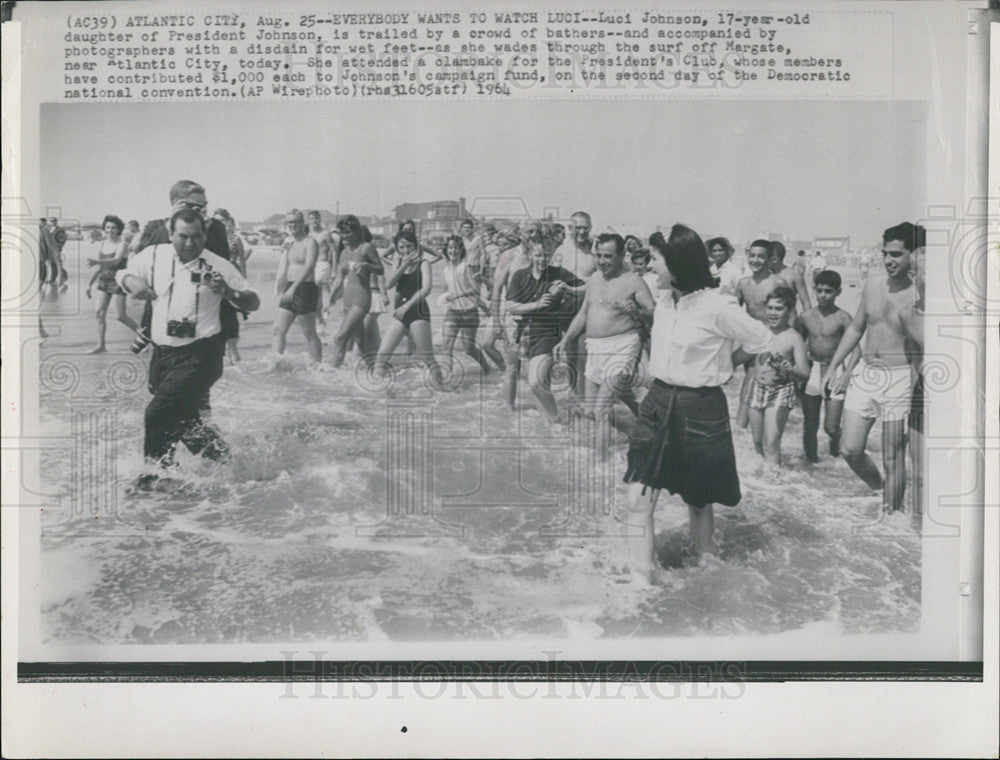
[623,380,741,507]
[220,300,240,339]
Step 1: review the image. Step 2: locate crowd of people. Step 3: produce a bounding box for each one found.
[44,177,927,583]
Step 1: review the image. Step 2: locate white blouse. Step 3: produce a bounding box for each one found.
[649,289,774,387]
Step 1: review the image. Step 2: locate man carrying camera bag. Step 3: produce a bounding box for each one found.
[117,208,260,471]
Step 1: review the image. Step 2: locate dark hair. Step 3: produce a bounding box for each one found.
[169,179,204,204]
[361,226,373,243]
[749,239,772,254]
[169,208,207,233]
[213,208,233,223]
[814,269,842,289]
[126,219,140,231]
[767,285,797,311]
[705,237,734,254]
[393,229,419,249]
[551,223,565,234]
[445,235,467,261]
[337,214,361,235]
[102,214,124,234]
[596,232,625,256]
[648,224,716,293]
[882,222,926,251]
[770,241,787,262]
[398,218,417,234]
[631,248,651,262]
[460,218,474,228]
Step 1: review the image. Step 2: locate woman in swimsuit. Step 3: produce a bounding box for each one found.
[373,229,444,384]
[330,215,384,369]
[440,235,503,375]
[86,215,140,353]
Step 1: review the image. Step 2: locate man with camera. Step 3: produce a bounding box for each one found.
[117,208,260,472]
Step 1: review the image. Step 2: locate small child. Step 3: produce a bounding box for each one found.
[794,269,858,461]
[746,286,810,465]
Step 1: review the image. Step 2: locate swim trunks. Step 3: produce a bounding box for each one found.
[842,358,913,423]
[444,307,480,330]
[314,260,333,284]
[804,360,846,401]
[281,281,320,315]
[584,331,642,388]
[746,376,798,410]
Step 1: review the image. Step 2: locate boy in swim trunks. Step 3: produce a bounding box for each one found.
[555,234,655,456]
[736,240,790,429]
[746,287,810,466]
[823,222,923,513]
[273,209,322,365]
[794,269,858,462]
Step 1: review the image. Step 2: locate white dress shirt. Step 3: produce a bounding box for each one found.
[649,289,774,387]
[117,244,250,347]
[443,260,479,311]
[712,258,744,296]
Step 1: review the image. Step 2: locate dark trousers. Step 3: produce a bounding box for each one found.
[145,334,227,462]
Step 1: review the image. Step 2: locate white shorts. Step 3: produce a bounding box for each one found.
[843,358,913,423]
[314,260,333,283]
[805,360,846,401]
[584,332,642,388]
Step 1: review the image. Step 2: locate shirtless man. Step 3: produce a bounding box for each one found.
[735,240,789,427]
[899,246,925,526]
[273,210,322,365]
[329,214,384,368]
[553,211,597,396]
[308,210,340,328]
[770,241,812,312]
[555,234,655,456]
[823,222,924,513]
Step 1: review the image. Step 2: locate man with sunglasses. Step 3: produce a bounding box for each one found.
[136,180,229,258]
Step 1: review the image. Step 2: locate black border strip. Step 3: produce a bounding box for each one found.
[18,660,984,682]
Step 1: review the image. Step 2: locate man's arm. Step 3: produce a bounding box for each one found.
[788,332,811,382]
[116,248,156,299]
[823,290,869,385]
[556,290,589,351]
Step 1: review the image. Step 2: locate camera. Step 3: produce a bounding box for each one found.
[130,327,153,354]
[191,262,215,284]
[166,319,196,339]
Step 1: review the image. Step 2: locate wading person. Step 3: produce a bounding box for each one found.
[823,222,924,514]
[117,209,259,482]
[85,215,139,353]
[272,210,322,366]
[623,224,773,582]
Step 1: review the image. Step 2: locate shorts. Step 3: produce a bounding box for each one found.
[314,260,332,284]
[804,360,845,401]
[282,281,320,315]
[746,377,798,410]
[444,307,480,331]
[624,381,740,507]
[220,299,240,340]
[843,358,913,423]
[584,332,641,388]
[96,277,125,297]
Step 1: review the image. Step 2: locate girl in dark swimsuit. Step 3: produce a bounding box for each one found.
[85,215,139,353]
[373,230,444,385]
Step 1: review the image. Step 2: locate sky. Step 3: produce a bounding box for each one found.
[41,98,926,247]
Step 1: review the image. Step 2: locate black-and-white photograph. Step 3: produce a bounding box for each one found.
[33,98,930,646]
[3,0,996,757]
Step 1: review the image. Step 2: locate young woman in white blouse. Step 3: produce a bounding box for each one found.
[624,224,775,582]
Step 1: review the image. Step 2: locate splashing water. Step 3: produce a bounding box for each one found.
[36,248,918,644]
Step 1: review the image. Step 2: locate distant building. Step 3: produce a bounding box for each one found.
[392,197,468,243]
